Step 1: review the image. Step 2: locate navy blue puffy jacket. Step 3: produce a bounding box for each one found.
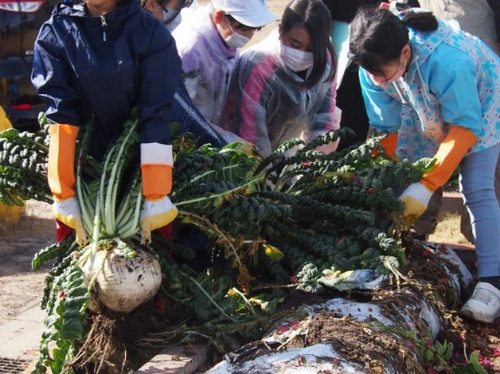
[32,0,214,158]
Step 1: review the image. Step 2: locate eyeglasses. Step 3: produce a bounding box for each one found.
[225,14,262,32]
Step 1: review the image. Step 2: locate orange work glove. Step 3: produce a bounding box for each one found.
[399,125,477,229]
[48,124,88,246]
[140,143,178,244]
[371,129,398,159]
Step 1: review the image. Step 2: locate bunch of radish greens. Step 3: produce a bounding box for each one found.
[0,113,435,373]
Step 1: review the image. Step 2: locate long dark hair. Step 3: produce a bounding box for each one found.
[282,0,335,88]
[348,6,438,75]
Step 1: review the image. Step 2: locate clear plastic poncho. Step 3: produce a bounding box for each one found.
[219,29,341,157]
[172,2,239,124]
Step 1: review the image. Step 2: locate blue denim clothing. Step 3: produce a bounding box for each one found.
[460,144,500,278]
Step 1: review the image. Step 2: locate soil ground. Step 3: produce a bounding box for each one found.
[0,200,54,321]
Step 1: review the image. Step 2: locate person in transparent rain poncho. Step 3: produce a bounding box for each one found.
[171,0,278,126]
[349,5,500,324]
[219,0,342,158]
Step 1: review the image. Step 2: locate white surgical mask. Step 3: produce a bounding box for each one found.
[224,23,251,49]
[164,9,182,32]
[368,58,407,86]
[162,8,176,24]
[279,42,314,72]
[393,58,407,82]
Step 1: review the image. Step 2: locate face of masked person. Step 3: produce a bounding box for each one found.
[279,25,314,72]
[163,8,182,32]
[279,42,314,72]
[215,12,260,49]
[143,0,183,31]
[224,23,251,49]
[221,14,257,49]
[367,46,411,85]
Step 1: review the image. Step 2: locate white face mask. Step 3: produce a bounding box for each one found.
[279,42,314,72]
[224,22,251,49]
[163,9,182,32]
[162,8,176,23]
[368,58,407,86]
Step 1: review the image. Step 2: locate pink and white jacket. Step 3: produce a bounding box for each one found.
[220,29,341,157]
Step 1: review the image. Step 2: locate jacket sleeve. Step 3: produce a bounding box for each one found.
[359,68,403,133]
[138,24,182,145]
[176,33,203,100]
[230,54,274,157]
[172,83,227,148]
[31,23,82,126]
[305,77,341,135]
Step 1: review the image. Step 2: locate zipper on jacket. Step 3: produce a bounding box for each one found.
[100,16,107,42]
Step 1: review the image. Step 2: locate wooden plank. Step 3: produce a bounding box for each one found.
[441,191,463,214]
[135,344,209,374]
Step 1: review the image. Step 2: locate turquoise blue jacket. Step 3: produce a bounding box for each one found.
[360,20,500,161]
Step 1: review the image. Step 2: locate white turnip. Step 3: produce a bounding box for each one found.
[81,238,162,313]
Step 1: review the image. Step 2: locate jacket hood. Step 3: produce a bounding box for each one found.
[409,20,453,68]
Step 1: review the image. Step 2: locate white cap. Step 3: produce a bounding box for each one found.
[211,0,279,28]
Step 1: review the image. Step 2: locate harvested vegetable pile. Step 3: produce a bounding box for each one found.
[0,114,437,373]
[205,239,499,374]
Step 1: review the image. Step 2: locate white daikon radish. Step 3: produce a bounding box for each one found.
[81,238,162,313]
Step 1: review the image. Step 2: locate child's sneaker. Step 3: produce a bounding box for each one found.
[459,282,500,324]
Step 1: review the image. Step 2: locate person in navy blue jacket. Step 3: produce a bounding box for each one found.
[31,0,215,245]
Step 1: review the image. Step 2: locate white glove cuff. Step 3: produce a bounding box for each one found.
[53,196,82,220]
[141,143,173,166]
[140,195,177,219]
[399,183,433,206]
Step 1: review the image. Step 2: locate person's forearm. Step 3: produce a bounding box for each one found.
[421,126,477,191]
